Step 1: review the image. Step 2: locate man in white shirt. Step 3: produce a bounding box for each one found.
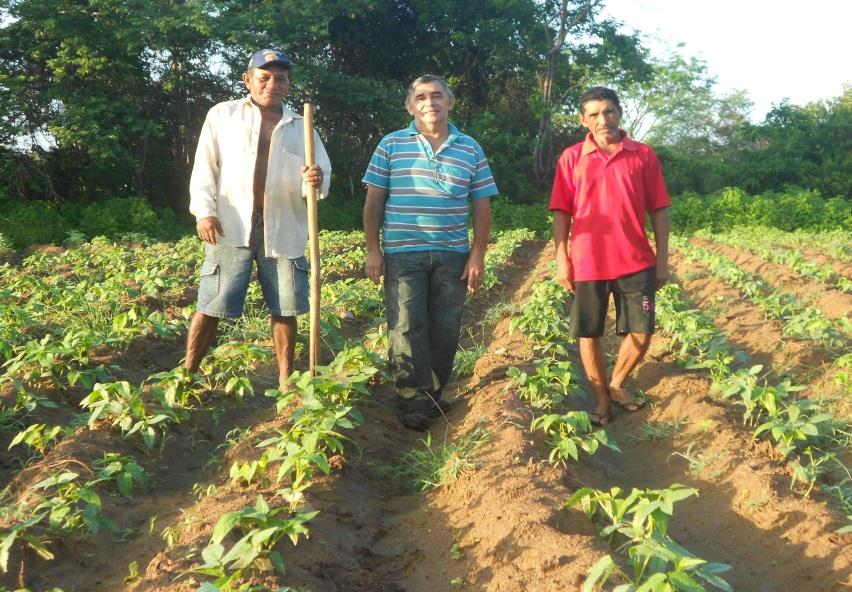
[186,48,331,386]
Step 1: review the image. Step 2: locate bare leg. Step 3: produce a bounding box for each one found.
[578,337,611,421]
[271,315,297,386]
[609,332,652,404]
[185,312,220,372]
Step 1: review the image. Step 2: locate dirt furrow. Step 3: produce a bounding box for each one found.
[668,249,843,403]
[692,236,852,325]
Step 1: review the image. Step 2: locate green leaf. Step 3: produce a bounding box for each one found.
[116,472,132,497]
[212,512,240,544]
[668,570,704,592]
[583,554,617,592]
[0,530,19,573]
[635,572,669,592]
[76,487,101,507]
[200,542,225,567]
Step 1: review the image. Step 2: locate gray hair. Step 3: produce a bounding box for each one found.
[405,74,454,106]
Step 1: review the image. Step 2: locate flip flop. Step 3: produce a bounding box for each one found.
[612,398,646,412]
[588,411,611,427]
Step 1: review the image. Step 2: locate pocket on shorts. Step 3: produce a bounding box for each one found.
[291,256,310,311]
[198,260,220,306]
[292,256,309,289]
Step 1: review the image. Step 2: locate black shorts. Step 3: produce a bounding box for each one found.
[569,267,656,338]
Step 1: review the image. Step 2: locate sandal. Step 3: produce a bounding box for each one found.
[588,411,611,427]
[611,398,646,412]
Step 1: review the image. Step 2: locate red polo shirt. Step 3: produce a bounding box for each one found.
[549,132,670,281]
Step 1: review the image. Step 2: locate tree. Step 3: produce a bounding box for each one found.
[616,47,752,147]
[0,0,654,217]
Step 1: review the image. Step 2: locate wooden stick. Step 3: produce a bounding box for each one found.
[303,103,321,375]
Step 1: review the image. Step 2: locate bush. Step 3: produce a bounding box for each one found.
[0,232,11,256]
[669,187,851,234]
[0,199,70,247]
[490,196,551,236]
[318,195,362,231]
[0,196,191,248]
[78,197,160,238]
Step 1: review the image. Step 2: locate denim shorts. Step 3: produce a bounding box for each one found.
[569,267,656,337]
[195,211,309,318]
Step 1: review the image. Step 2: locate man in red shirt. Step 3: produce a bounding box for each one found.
[550,86,670,426]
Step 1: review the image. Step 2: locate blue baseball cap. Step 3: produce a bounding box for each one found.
[248,48,291,70]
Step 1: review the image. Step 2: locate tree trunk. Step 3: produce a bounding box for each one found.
[532,0,600,189]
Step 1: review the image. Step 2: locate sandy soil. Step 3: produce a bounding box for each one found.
[2,237,850,592]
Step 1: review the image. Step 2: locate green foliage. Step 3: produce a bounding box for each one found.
[7,423,63,456]
[509,279,573,358]
[673,235,848,348]
[507,360,578,410]
[0,512,54,574]
[656,89,851,199]
[93,453,150,498]
[0,199,68,247]
[570,485,732,591]
[196,496,317,580]
[389,423,492,492]
[669,187,852,235]
[32,471,118,535]
[490,197,551,236]
[657,280,848,499]
[531,411,620,466]
[0,197,189,248]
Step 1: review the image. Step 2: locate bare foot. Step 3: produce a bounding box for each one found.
[608,385,646,412]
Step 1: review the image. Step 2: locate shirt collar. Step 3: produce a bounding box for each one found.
[581,130,638,155]
[241,95,299,122]
[407,120,460,144]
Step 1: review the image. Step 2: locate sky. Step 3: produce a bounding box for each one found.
[600,0,851,121]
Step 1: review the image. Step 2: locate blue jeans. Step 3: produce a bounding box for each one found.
[384,250,468,397]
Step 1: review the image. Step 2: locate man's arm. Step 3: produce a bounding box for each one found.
[189,110,224,245]
[650,207,670,289]
[552,210,573,292]
[461,198,492,293]
[363,185,388,284]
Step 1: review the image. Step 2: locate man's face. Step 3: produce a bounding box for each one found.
[406,81,455,128]
[579,99,622,145]
[243,65,290,109]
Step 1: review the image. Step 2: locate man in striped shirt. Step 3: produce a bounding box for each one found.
[363,74,498,430]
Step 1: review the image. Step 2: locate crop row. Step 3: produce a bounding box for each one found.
[697,228,852,293]
[187,228,537,589]
[672,236,850,349]
[730,226,852,264]
[506,279,732,591]
[0,298,384,591]
[0,228,536,590]
[655,283,851,516]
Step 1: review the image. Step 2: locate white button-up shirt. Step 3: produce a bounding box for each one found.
[189,96,332,258]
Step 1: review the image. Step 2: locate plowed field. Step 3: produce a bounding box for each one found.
[1,230,850,591]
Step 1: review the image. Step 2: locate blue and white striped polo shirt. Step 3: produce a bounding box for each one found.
[362,121,499,254]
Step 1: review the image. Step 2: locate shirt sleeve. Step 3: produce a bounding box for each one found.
[361,138,391,189]
[549,150,575,213]
[188,107,221,220]
[469,141,499,200]
[304,129,332,200]
[644,148,671,211]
